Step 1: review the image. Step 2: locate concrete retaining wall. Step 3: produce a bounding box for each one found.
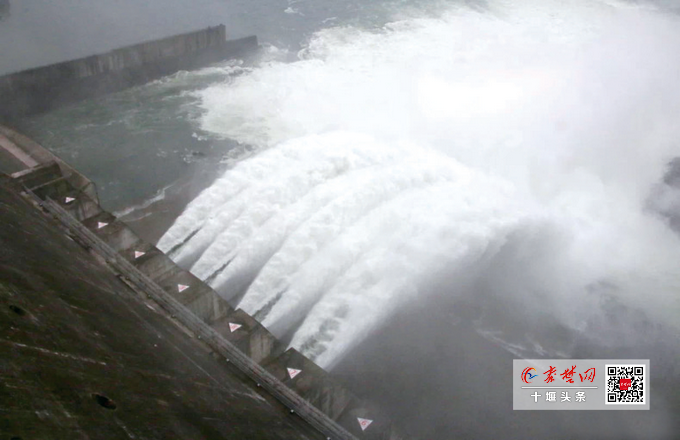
[264,348,357,420]
[2,126,99,202]
[0,25,257,121]
[0,174,329,440]
[212,309,283,364]
[7,137,404,439]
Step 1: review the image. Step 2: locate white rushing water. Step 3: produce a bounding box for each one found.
[159,0,680,368]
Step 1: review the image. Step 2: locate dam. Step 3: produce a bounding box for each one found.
[6,1,680,438]
[0,124,404,438]
[0,25,258,122]
[0,21,403,439]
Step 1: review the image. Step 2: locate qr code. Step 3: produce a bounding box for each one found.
[605,364,645,404]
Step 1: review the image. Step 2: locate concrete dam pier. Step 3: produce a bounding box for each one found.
[0,127,405,439]
[0,25,258,122]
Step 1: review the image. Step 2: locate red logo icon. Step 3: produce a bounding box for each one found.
[619,378,632,391]
[521,367,538,384]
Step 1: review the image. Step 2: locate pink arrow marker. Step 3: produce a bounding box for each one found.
[228,323,242,332]
[97,222,108,229]
[177,284,189,293]
[287,368,302,379]
[64,196,75,204]
[357,418,373,431]
[134,251,145,259]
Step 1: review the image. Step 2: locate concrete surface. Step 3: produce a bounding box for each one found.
[0,175,324,440]
[0,26,257,121]
[0,125,405,439]
[1,125,99,203]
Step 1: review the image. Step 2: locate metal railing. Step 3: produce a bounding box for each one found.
[33,194,358,440]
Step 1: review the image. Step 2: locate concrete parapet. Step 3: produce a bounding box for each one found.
[82,211,117,233]
[6,128,402,438]
[12,161,62,189]
[212,309,282,364]
[31,176,71,200]
[1,126,99,202]
[59,191,103,222]
[264,348,356,421]
[337,403,401,440]
[132,247,182,281]
[90,219,143,254]
[77,209,237,328]
[12,164,102,221]
[155,270,230,323]
[77,209,237,327]
[0,27,258,121]
[205,288,235,324]
[0,176,328,440]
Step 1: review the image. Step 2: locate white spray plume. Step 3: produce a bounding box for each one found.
[161,0,680,367]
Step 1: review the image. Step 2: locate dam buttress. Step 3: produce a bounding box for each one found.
[0,125,404,439]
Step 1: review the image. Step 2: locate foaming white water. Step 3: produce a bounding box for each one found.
[162,0,680,367]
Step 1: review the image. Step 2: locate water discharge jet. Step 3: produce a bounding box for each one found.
[161,0,680,370]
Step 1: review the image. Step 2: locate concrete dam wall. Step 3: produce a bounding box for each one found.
[0,25,257,122]
[0,129,405,439]
[0,174,323,440]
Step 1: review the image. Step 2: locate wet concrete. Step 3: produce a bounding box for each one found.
[0,175,324,439]
[0,123,403,438]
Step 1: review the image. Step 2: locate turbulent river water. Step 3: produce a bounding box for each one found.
[12,0,680,438]
[158,0,680,368]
